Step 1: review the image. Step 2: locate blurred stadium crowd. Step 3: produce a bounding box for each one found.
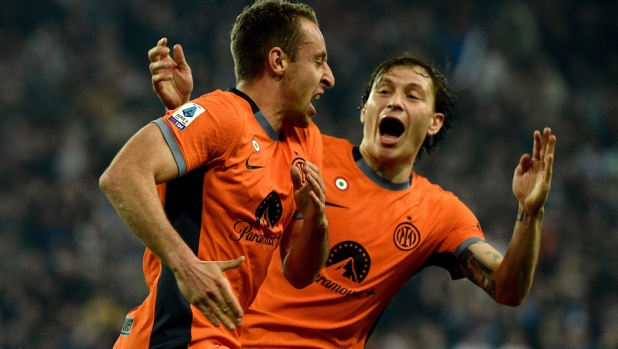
[0,0,617,348]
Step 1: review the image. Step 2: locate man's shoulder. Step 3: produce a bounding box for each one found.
[411,173,458,202]
[192,89,253,112]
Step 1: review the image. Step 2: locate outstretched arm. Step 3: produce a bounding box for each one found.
[459,128,556,306]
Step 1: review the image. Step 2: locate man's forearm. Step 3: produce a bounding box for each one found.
[493,206,544,305]
[100,168,196,273]
[282,217,329,289]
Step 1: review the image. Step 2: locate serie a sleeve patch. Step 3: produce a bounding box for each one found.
[167,103,206,131]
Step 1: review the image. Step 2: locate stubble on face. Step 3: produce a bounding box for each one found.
[279,19,328,129]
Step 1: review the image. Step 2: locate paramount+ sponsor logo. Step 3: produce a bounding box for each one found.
[229,220,281,246]
[229,190,284,246]
[315,273,376,299]
[314,241,376,299]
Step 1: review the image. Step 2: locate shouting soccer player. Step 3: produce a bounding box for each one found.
[100,1,334,348]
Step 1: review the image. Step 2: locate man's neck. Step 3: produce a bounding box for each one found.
[358,145,415,183]
[237,81,284,132]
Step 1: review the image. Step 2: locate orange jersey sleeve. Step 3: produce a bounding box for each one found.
[153,90,247,175]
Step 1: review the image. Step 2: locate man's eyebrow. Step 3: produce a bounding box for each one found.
[315,51,327,60]
[374,78,428,96]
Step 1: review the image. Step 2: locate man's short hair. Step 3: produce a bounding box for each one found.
[360,54,456,162]
[231,0,318,83]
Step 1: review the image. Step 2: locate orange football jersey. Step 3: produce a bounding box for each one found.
[241,134,484,348]
[113,88,323,349]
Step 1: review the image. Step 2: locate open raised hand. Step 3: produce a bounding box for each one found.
[512,127,556,216]
[148,37,193,110]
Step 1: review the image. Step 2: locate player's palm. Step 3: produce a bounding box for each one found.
[512,128,556,214]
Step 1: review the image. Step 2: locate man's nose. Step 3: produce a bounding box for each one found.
[322,63,335,89]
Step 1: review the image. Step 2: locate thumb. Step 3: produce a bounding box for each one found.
[515,154,531,176]
[290,165,304,190]
[173,44,190,69]
[218,256,245,271]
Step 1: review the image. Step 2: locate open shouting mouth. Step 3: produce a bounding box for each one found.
[379,117,405,142]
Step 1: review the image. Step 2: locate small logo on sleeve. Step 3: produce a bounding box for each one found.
[167,103,206,131]
[120,317,134,336]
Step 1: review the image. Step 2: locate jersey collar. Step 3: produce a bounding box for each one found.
[352,146,411,191]
[227,87,280,141]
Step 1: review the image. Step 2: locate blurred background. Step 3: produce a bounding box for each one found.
[1,0,617,348]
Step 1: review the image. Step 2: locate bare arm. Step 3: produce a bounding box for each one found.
[99,123,245,330]
[459,128,556,306]
[279,162,329,289]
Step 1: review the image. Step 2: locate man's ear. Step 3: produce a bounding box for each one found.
[267,47,287,77]
[360,103,366,124]
[427,112,444,136]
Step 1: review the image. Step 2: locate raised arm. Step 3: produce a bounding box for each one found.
[99,123,245,330]
[458,128,556,306]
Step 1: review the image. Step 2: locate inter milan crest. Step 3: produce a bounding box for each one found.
[393,219,421,251]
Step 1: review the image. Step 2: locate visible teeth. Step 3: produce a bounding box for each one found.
[313,95,320,100]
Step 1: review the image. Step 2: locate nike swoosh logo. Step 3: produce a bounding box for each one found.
[325,201,349,209]
[245,159,264,170]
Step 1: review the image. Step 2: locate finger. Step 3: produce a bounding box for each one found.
[219,278,244,327]
[195,303,220,327]
[148,46,171,64]
[173,44,190,69]
[211,305,237,331]
[545,133,556,159]
[532,130,542,161]
[218,256,246,272]
[304,167,326,199]
[302,160,318,171]
[540,127,551,161]
[199,267,243,328]
[290,165,304,190]
[302,162,325,189]
[515,154,531,175]
[304,172,325,202]
[309,191,325,212]
[149,60,172,75]
[152,74,172,86]
[544,135,556,183]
